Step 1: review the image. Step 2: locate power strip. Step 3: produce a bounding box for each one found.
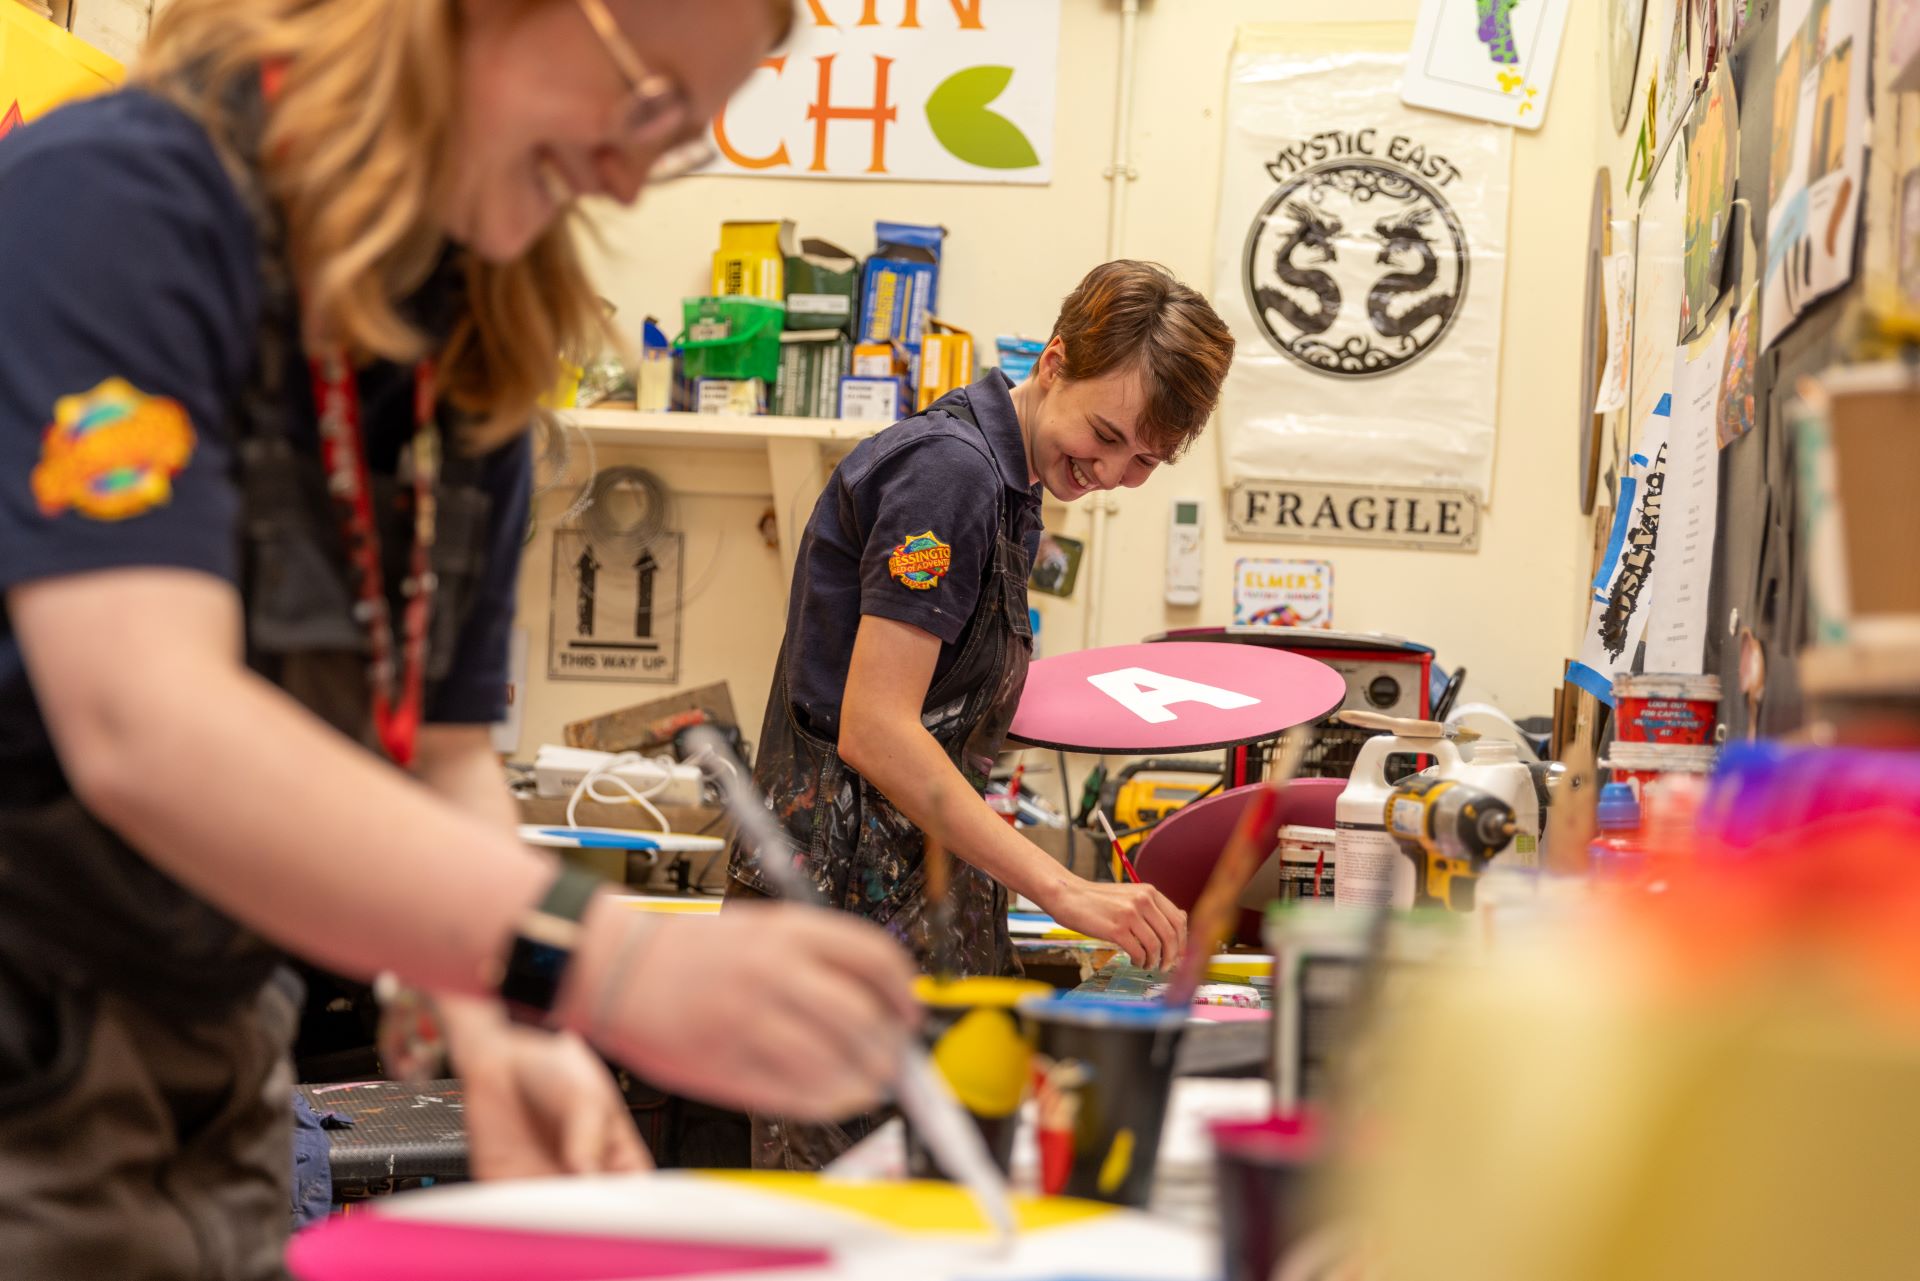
[532,745,705,809]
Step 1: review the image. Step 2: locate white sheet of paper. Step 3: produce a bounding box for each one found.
[1594,251,1635,413]
[1569,402,1672,705]
[1642,318,1726,674]
[1401,0,1575,128]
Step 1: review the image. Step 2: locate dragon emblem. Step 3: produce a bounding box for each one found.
[1252,201,1343,337]
[1244,159,1471,378]
[1367,208,1459,353]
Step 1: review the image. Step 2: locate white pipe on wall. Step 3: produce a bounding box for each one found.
[1082,0,1143,652]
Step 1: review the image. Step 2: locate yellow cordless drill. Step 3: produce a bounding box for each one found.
[1383,776,1517,911]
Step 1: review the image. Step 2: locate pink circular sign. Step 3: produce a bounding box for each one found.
[1007,642,1346,754]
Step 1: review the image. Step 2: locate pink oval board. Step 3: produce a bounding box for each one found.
[1007,642,1345,755]
[1134,779,1346,946]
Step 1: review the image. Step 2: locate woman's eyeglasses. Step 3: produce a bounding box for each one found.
[573,0,718,183]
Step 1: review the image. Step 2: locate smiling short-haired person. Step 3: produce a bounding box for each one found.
[726,260,1236,1170]
[0,2,933,1274]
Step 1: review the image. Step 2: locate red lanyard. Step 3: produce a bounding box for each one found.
[309,352,441,767]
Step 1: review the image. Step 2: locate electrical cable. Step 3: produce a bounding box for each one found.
[580,465,671,561]
[1057,750,1077,878]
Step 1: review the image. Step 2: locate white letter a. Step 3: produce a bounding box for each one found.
[1084,667,1261,725]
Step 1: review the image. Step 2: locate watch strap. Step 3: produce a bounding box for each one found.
[499,864,602,1027]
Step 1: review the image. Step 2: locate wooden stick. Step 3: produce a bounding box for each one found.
[1163,730,1312,1005]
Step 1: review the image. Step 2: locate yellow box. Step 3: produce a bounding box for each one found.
[916,320,975,412]
[712,220,792,300]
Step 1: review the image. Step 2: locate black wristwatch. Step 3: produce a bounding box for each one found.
[499,864,602,1028]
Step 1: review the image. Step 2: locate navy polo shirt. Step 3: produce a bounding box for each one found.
[0,90,529,775]
[784,372,1043,738]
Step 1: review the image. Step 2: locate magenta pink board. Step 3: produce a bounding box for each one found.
[1007,643,1345,755]
[1134,780,1345,946]
[286,1218,830,1281]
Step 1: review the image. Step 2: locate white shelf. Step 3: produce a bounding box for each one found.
[563,406,885,452]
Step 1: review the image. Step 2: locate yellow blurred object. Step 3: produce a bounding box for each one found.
[916,318,975,411]
[1354,926,1920,1281]
[0,5,121,124]
[712,220,790,300]
[543,362,583,410]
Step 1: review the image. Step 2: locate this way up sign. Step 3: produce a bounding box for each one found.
[548,530,683,684]
[1007,642,1346,755]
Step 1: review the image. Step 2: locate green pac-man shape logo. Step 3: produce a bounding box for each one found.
[925,65,1040,170]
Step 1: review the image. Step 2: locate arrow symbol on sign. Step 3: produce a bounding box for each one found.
[575,546,600,639]
[634,549,658,640]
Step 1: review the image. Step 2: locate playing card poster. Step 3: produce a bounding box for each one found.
[1213,26,1512,501]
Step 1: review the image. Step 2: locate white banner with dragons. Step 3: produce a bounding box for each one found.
[1212,25,1512,503]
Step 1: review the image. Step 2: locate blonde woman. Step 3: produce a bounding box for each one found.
[0,1,917,1274]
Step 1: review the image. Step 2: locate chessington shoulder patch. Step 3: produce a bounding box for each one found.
[31,377,196,521]
[887,530,952,590]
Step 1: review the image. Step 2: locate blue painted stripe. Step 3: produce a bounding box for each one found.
[1567,661,1618,707]
[1592,477,1636,590]
[534,828,661,850]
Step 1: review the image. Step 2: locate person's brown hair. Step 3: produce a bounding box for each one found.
[1049,260,1235,461]
[136,0,791,452]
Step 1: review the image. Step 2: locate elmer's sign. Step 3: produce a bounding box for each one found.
[701,1,1060,184]
[1229,480,1481,553]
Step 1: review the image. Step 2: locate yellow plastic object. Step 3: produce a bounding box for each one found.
[542,362,583,410]
[1114,770,1218,855]
[702,1172,1114,1235]
[712,220,788,300]
[0,6,121,125]
[1205,954,1274,984]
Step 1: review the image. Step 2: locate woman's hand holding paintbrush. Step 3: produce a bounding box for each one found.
[1162,730,1312,1007]
[686,727,1018,1240]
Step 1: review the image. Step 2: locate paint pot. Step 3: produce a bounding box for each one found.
[1276,824,1337,901]
[904,976,1051,1181]
[1211,1112,1325,1281]
[1613,673,1722,746]
[1265,904,1373,1110]
[1607,740,1718,792]
[1017,996,1187,1207]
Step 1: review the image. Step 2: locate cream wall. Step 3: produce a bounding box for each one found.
[513,0,1604,756]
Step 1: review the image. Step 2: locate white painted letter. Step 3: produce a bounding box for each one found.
[1085,667,1261,725]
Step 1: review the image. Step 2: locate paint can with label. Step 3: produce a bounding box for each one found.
[1275,824,1338,900]
[1333,714,1464,909]
[1613,673,1722,746]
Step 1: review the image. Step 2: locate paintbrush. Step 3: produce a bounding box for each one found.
[1092,808,1140,884]
[686,727,1017,1241]
[1162,730,1312,1006]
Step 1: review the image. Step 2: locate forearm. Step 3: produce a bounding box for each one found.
[75,663,549,998]
[842,717,1070,905]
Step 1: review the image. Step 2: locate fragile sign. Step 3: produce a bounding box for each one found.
[1227,481,1481,552]
[548,531,683,685]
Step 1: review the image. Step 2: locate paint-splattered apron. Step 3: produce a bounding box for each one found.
[725,401,1033,1170]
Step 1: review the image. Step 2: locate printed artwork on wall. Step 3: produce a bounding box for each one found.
[1399,0,1575,129]
[1760,0,1870,348]
[1213,26,1511,502]
[1610,0,1650,131]
[1680,62,1737,340]
[697,0,1061,185]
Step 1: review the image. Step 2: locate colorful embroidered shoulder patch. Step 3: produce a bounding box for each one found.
[30,377,196,521]
[887,530,952,590]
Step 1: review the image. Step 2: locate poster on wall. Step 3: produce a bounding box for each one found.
[1400,0,1574,129]
[1569,403,1672,704]
[1212,26,1511,503]
[1680,62,1737,340]
[1761,0,1870,349]
[697,1,1060,185]
[547,531,684,685]
[1232,558,1334,628]
[1610,0,1650,131]
[0,4,120,133]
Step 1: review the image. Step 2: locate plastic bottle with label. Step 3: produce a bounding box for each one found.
[1456,739,1542,869]
[1587,782,1645,878]
[1333,715,1463,910]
